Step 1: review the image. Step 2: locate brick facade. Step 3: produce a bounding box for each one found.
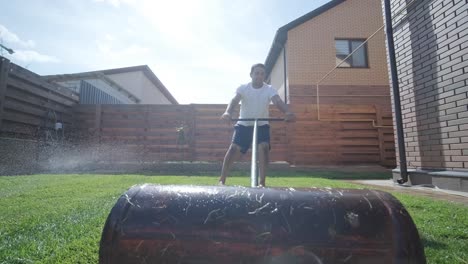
[287,0,389,87]
[267,0,396,167]
[389,0,468,171]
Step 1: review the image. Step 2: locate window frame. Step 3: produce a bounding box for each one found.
[335,38,369,68]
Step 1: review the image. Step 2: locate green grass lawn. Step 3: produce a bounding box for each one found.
[0,174,467,264]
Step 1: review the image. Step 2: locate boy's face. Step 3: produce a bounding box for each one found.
[250,67,265,85]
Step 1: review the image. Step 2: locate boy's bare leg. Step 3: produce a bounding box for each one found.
[219,144,242,185]
[258,142,270,187]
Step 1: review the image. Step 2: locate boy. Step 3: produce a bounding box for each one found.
[219,63,295,186]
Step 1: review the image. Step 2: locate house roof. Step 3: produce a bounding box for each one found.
[43,71,141,103]
[264,0,346,77]
[99,65,178,104]
[44,65,178,104]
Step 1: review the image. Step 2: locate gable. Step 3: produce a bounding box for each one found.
[265,0,346,76]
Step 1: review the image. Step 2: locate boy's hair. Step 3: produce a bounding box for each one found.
[250,63,266,74]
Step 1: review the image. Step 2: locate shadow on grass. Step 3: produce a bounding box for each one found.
[421,237,447,250]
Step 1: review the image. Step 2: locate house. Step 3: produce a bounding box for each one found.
[264,0,395,166]
[44,65,178,105]
[384,0,468,191]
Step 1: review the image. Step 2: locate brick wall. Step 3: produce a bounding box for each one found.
[389,0,468,171]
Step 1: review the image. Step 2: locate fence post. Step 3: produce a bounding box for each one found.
[286,105,294,165]
[189,104,196,162]
[143,105,150,163]
[0,57,10,131]
[375,105,386,166]
[95,104,102,143]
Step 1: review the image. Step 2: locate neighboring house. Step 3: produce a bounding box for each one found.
[265,0,389,104]
[44,65,178,105]
[264,0,395,166]
[385,0,468,191]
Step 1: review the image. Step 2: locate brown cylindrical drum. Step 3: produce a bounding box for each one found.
[99,185,425,263]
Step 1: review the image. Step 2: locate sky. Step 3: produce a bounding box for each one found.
[0,0,331,104]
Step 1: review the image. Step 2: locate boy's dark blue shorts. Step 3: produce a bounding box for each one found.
[232,124,270,154]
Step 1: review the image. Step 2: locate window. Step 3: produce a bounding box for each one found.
[335,39,368,68]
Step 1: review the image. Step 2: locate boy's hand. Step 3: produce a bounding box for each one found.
[285,112,296,122]
[221,112,231,122]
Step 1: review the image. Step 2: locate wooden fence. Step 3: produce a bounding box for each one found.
[289,104,395,166]
[0,57,79,138]
[0,57,79,174]
[72,103,395,167]
[71,104,289,163]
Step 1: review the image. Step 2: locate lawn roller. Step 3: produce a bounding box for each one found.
[99,118,426,263]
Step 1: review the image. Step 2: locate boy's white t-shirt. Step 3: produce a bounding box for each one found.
[235,82,278,126]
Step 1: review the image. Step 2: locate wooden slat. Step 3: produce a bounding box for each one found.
[9,63,79,101]
[289,84,391,96]
[3,99,72,122]
[101,105,191,114]
[100,130,192,138]
[7,77,76,106]
[100,137,184,144]
[5,86,73,115]
[0,120,37,136]
[2,109,42,126]
[292,96,392,105]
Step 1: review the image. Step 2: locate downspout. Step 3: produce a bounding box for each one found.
[283,46,288,103]
[383,0,408,184]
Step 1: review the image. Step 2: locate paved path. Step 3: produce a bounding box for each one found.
[348,179,468,206]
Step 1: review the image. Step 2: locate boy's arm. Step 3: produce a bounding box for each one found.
[271,95,296,122]
[221,93,242,120]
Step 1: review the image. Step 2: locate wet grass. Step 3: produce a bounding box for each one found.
[0,174,467,263]
[393,193,468,264]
